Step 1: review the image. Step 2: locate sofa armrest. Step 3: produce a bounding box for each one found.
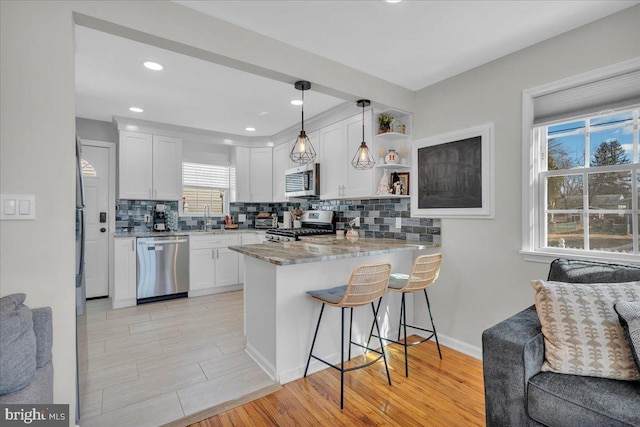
[31,307,52,369]
[482,305,545,427]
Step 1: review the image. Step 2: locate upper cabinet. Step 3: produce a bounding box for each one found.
[320,111,373,199]
[118,131,182,200]
[233,146,273,203]
[272,140,291,202]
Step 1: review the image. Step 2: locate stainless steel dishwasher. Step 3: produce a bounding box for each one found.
[136,235,189,303]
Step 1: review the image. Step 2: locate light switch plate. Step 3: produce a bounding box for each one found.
[396,217,402,229]
[0,194,35,220]
[238,214,246,223]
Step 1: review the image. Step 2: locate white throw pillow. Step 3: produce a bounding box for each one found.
[532,280,640,381]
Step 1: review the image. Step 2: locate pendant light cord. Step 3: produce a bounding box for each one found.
[301,88,305,133]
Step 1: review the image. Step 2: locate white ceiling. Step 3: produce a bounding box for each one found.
[75,0,638,138]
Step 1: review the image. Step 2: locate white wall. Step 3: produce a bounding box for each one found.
[412,6,640,352]
[0,0,76,417]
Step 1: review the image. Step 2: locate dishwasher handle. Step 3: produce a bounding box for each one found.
[139,238,188,245]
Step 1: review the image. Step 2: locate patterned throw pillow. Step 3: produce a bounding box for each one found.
[614,301,640,372]
[532,280,640,381]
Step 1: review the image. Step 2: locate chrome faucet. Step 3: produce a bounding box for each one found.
[203,205,210,230]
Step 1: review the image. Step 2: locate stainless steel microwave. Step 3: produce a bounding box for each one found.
[285,163,320,198]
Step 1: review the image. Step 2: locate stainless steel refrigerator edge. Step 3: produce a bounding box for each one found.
[75,136,88,422]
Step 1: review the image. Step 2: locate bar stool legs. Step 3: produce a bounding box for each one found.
[369,289,442,377]
[304,300,391,409]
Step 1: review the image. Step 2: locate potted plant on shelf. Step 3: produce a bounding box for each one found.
[377,113,394,134]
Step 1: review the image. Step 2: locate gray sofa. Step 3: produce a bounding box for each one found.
[0,293,53,404]
[482,259,640,427]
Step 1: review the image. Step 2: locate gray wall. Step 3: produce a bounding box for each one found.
[411,5,640,352]
[75,117,118,143]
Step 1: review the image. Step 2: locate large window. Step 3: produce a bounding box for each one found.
[534,107,639,259]
[522,62,640,263]
[182,162,229,216]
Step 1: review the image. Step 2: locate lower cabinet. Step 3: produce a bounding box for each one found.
[113,237,137,309]
[189,234,240,296]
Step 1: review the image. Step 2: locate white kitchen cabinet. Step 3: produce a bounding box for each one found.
[233,146,251,202]
[118,131,182,200]
[233,146,273,202]
[189,234,240,296]
[345,111,374,198]
[319,122,345,199]
[272,142,291,202]
[113,237,137,309]
[250,147,273,202]
[320,112,373,199]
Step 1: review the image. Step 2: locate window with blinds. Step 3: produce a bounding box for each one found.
[182,162,229,216]
[523,61,640,263]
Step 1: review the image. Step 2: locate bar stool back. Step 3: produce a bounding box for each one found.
[369,253,442,377]
[303,262,392,409]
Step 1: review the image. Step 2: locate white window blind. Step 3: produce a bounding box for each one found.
[183,162,229,188]
[533,70,640,125]
[182,162,229,216]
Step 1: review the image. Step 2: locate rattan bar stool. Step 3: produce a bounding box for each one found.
[303,262,392,409]
[368,253,442,377]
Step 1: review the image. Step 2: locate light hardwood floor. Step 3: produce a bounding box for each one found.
[78,291,278,427]
[189,338,486,426]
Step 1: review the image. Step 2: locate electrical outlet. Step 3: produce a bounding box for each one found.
[396,217,402,229]
[238,214,246,223]
[144,214,151,223]
[354,217,360,227]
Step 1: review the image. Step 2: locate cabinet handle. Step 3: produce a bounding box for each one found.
[132,240,135,251]
[148,188,152,198]
[217,249,220,259]
[212,249,215,259]
[154,189,157,198]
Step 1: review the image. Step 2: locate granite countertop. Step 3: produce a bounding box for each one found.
[228,237,438,266]
[113,229,267,238]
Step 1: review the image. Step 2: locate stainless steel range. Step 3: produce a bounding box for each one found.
[265,210,335,242]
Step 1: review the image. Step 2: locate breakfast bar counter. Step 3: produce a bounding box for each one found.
[229,237,439,384]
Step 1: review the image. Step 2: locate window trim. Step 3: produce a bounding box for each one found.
[521,58,640,265]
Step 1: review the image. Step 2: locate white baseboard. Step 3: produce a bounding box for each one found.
[415,330,482,360]
[245,343,277,382]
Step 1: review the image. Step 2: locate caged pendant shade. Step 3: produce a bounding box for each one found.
[351,99,376,169]
[290,81,317,164]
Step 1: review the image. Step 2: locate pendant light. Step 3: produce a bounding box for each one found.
[290,81,317,164]
[351,99,376,169]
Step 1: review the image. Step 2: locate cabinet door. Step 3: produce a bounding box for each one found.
[118,131,153,200]
[190,248,215,291]
[345,111,374,197]
[152,135,182,200]
[234,147,251,202]
[113,238,137,308]
[215,247,240,287]
[250,147,273,202]
[319,122,346,199]
[273,142,291,202]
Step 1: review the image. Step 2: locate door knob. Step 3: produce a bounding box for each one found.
[100,227,107,233]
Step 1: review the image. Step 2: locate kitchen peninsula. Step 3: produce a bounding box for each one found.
[229,237,439,384]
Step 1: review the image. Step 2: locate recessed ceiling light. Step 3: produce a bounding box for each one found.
[386,0,402,3]
[129,107,144,113]
[143,61,163,71]
[245,127,256,132]
[290,100,303,106]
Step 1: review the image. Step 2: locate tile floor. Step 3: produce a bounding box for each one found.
[78,291,277,427]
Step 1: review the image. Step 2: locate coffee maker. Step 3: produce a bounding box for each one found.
[153,204,168,231]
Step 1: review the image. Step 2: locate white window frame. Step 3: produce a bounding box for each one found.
[180,162,230,218]
[521,59,640,265]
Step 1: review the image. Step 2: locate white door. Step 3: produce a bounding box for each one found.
[82,145,110,298]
